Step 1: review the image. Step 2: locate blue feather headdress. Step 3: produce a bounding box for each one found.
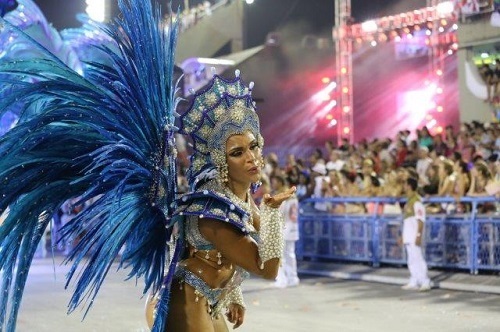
[0,0,179,331]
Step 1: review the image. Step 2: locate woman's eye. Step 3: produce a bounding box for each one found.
[230,151,242,157]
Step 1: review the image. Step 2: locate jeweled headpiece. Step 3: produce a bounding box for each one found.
[179,70,263,186]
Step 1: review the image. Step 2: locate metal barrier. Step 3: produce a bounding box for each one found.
[298,196,499,274]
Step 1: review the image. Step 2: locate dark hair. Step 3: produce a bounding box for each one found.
[406,177,418,191]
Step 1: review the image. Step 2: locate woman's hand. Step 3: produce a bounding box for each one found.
[226,303,245,329]
[263,186,297,208]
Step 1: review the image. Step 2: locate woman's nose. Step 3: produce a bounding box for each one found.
[246,150,257,162]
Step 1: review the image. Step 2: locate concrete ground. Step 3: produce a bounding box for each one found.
[13,257,500,332]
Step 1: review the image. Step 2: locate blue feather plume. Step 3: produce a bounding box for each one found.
[0,0,179,331]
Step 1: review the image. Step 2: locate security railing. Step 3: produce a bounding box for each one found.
[298,196,499,274]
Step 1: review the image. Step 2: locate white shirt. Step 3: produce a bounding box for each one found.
[402,201,425,244]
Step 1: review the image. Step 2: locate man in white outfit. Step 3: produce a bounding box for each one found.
[271,175,300,288]
[401,176,431,291]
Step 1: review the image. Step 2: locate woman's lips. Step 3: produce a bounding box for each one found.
[248,167,259,173]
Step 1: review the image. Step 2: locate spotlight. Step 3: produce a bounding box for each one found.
[361,20,378,33]
[86,0,106,22]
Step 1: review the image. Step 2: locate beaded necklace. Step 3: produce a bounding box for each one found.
[223,186,254,226]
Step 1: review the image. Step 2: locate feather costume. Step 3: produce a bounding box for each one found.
[0,0,83,134]
[0,0,180,331]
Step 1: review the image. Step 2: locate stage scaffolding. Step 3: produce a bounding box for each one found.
[333,0,457,144]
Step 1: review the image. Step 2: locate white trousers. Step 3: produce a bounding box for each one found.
[276,240,299,286]
[405,243,430,287]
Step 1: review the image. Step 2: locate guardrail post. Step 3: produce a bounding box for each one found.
[470,201,478,275]
[371,202,380,267]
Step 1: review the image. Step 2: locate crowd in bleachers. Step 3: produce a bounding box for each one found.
[252,121,499,215]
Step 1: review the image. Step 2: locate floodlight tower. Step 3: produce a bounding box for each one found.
[334,0,353,145]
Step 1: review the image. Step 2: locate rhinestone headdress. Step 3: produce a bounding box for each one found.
[179,70,263,186]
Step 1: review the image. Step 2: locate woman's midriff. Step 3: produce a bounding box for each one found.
[179,248,235,289]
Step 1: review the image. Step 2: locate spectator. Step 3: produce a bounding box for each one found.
[395,139,408,168]
[468,160,497,213]
[421,164,440,196]
[418,126,434,149]
[416,146,433,186]
[432,134,449,157]
[325,150,345,172]
[295,171,312,201]
[311,161,329,211]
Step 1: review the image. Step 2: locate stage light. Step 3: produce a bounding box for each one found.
[343,106,350,113]
[425,29,432,36]
[437,106,443,112]
[395,35,401,42]
[326,114,333,120]
[343,127,350,134]
[341,67,347,74]
[245,0,255,4]
[436,126,443,133]
[328,119,338,127]
[322,77,331,84]
[436,69,443,76]
[426,115,433,120]
[452,23,458,30]
[438,26,444,33]
[361,20,378,33]
[86,0,106,22]
[440,19,447,26]
[312,82,337,103]
[370,40,377,47]
[436,87,443,94]
[342,87,349,94]
[426,119,437,128]
[447,49,453,55]
[481,52,489,58]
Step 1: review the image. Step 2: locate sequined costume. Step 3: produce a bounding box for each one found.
[144,70,285,330]
[0,0,285,331]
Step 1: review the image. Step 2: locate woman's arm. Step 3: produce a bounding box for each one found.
[198,217,281,280]
[199,188,295,280]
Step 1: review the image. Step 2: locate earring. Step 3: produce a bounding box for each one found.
[218,163,229,183]
[259,156,265,169]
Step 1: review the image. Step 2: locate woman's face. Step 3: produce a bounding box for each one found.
[225,131,262,187]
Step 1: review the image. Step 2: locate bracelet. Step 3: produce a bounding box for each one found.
[226,286,246,309]
[257,204,284,269]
